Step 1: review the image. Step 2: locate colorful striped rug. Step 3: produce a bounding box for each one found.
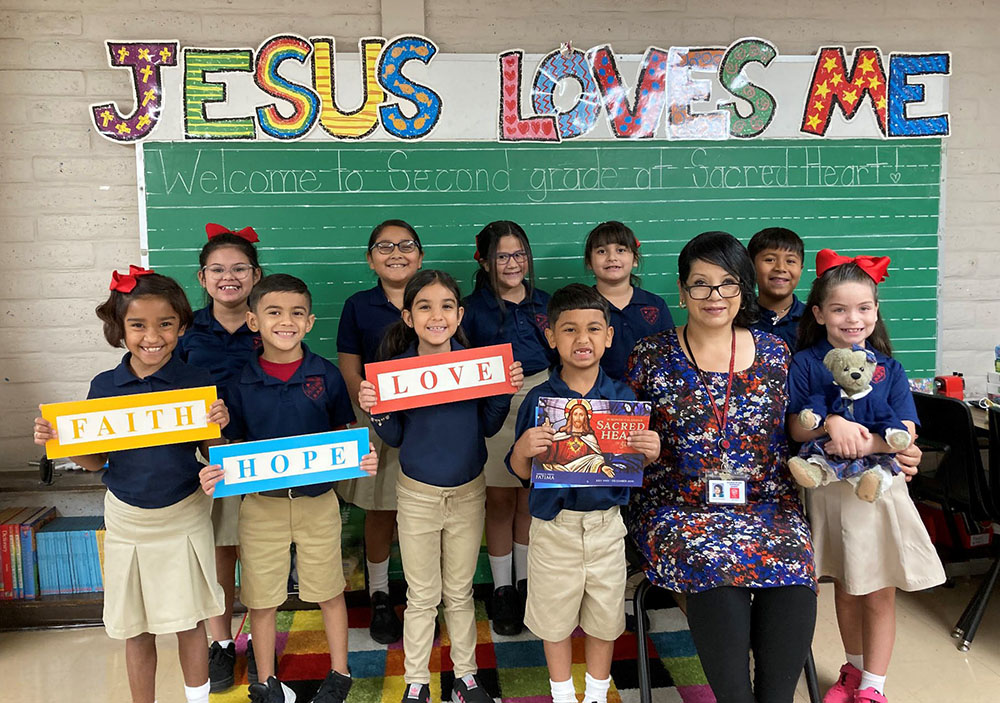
[209,586,713,703]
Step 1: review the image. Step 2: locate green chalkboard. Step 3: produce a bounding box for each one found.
[141,139,942,375]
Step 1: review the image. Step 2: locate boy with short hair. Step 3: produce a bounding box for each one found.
[507,284,660,703]
[747,227,806,352]
[200,274,377,703]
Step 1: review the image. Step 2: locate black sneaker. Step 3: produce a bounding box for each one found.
[248,675,296,703]
[208,641,236,692]
[369,590,403,644]
[246,639,280,685]
[401,682,431,703]
[451,674,493,703]
[310,670,352,703]
[489,585,523,636]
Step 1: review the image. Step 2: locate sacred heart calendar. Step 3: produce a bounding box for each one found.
[531,397,651,488]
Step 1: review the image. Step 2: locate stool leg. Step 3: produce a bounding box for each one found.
[957,556,1000,652]
[804,648,821,703]
[634,579,653,703]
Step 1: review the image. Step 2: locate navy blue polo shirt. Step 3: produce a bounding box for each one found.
[788,340,918,433]
[369,339,512,487]
[223,344,356,497]
[598,286,674,380]
[506,366,634,521]
[337,284,403,367]
[87,353,213,509]
[461,286,556,376]
[751,295,805,354]
[176,305,260,393]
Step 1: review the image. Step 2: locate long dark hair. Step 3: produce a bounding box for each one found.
[378,269,470,360]
[797,262,893,356]
[473,220,536,299]
[677,231,759,328]
[585,221,642,287]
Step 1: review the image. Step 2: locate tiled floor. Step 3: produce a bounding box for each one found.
[2,576,998,703]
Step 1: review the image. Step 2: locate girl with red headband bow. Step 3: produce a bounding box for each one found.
[787,250,944,703]
[32,268,231,703]
[175,224,263,691]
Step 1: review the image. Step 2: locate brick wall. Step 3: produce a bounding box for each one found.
[2,1,997,467]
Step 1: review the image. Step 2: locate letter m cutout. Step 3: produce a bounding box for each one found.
[801,47,887,136]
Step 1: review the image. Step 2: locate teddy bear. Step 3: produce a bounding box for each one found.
[788,345,912,502]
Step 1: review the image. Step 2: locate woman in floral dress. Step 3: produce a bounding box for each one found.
[625,231,816,703]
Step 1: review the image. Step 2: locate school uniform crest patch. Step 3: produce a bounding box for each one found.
[535,313,549,330]
[303,376,325,400]
[640,306,659,325]
[252,336,262,349]
[872,365,886,384]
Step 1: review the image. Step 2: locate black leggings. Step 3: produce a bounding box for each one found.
[685,585,816,703]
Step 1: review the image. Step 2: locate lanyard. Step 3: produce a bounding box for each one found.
[683,326,736,451]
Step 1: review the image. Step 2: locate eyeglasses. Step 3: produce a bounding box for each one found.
[683,283,742,300]
[202,264,255,279]
[495,251,528,266]
[370,239,420,255]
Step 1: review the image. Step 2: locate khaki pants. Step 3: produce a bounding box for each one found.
[396,471,486,683]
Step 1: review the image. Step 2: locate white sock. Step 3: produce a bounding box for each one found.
[550,677,577,703]
[367,557,390,595]
[215,638,234,648]
[846,652,864,670]
[184,680,211,703]
[859,671,886,693]
[584,672,611,703]
[489,552,513,588]
[247,632,253,641]
[513,542,529,582]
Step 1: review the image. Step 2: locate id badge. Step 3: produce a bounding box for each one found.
[706,475,747,505]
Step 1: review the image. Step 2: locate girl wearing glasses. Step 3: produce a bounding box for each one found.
[625,231,817,703]
[176,223,263,692]
[336,219,424,645]
[462,221,556,636]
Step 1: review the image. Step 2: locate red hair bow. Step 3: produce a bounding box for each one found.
[109,265,155,293]
[816,248,891,284]
[634,237,641,249]
[205,222,259,244]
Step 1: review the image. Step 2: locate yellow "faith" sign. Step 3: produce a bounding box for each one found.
[41,386,220,459]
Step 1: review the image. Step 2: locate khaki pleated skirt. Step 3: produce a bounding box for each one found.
[102,489,224,640]
[807,473,946,595]
[484,371,549,488]
[336,409,402,511]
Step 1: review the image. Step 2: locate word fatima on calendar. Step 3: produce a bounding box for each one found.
[208,428,370,498]
[90,36,950,143]
[364,343,516,414]
[531,397,652,489]
[40,386,220,459]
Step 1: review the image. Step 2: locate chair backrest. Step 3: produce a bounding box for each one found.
[911,392,992,521]
[988,406,1000,520]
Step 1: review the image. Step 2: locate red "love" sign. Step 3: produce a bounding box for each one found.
[364,344,516,414]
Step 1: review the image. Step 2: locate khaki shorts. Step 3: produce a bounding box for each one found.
[238,490,346,609]
[484,371,548,488]
[524,505,627,642]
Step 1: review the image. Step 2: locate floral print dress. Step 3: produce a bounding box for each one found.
[625,328,815,593]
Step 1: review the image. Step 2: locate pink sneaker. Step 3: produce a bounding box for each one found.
[822,662,862,703]
[854,687,888,703]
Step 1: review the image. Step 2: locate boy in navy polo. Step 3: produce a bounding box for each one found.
[506,284,660,703]
[748,227,806,352]
[200,274,376,703]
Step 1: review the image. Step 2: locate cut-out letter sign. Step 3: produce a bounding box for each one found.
[209,428,369,498]
[41,387,220,459]
[365,344,516,414]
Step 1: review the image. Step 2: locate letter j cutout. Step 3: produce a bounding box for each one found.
[91,41,179,143]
